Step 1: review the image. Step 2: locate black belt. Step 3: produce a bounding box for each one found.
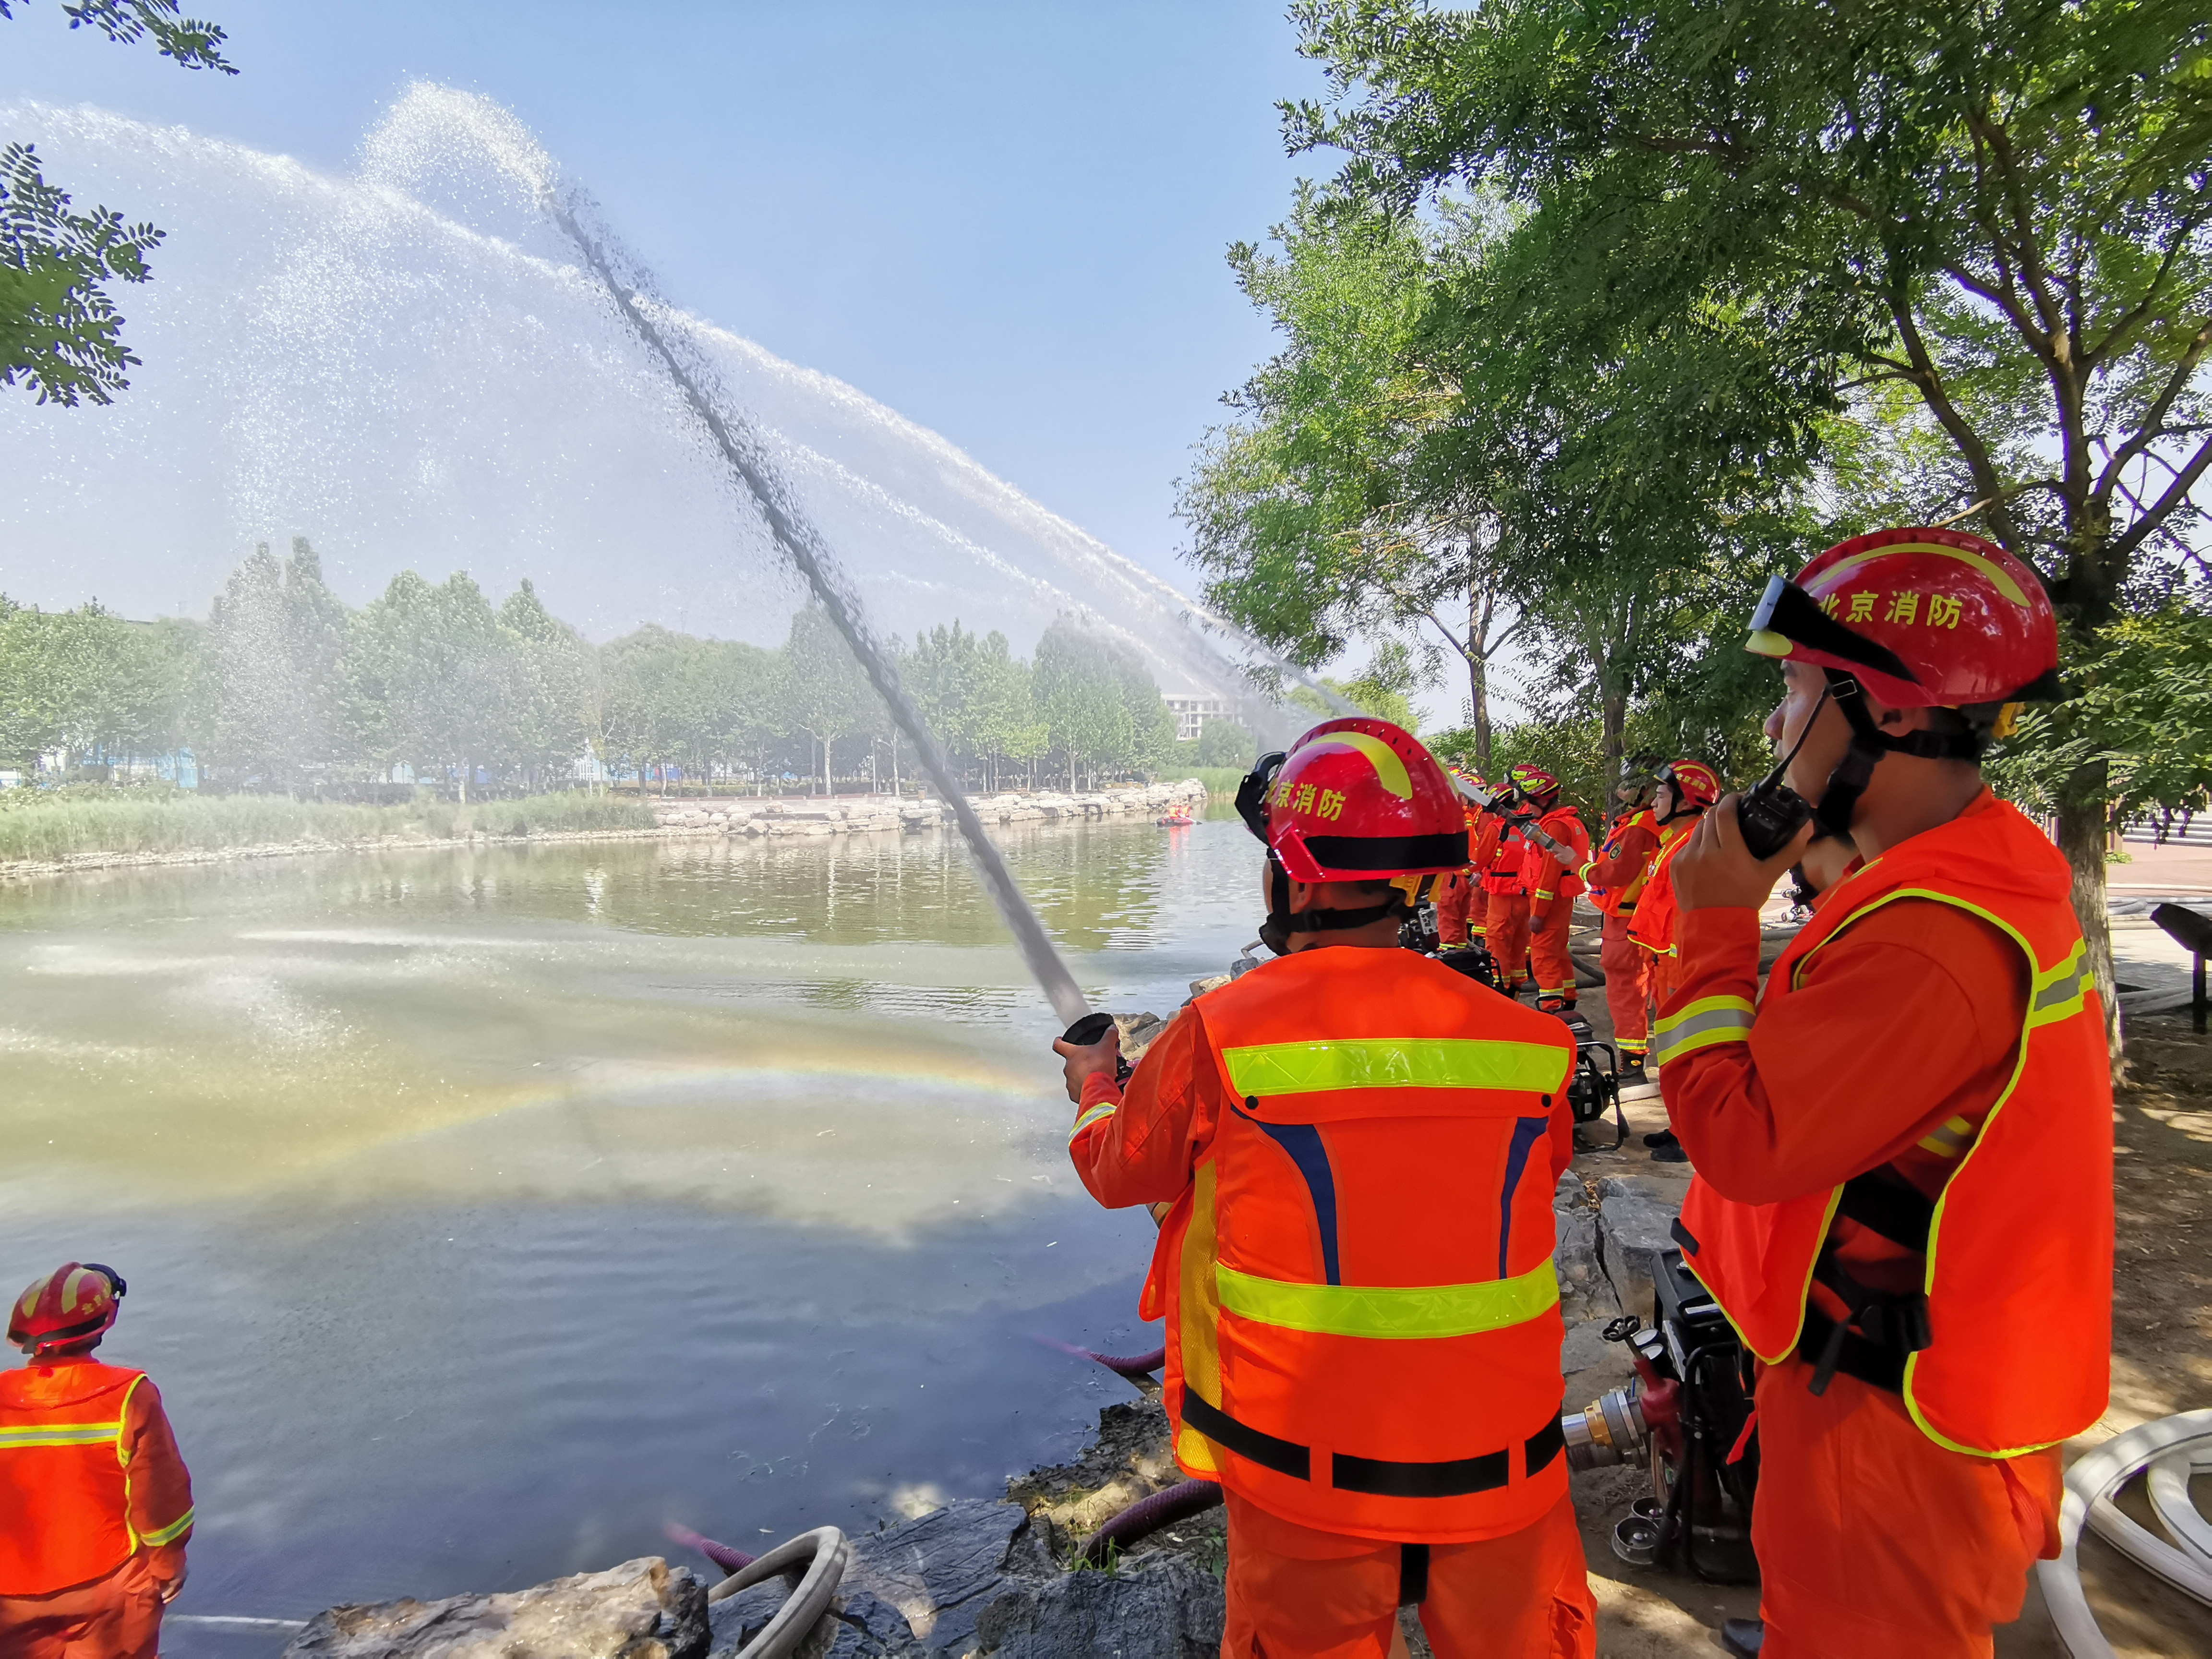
[1180,1390,1565,1497]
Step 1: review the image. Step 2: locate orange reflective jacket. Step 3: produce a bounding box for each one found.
[1672,801,2112,1456]
[1624,822,1695,956]
[0,1362,192,1595]
[1141,948,1577,1542]
[1585,809,1660,918]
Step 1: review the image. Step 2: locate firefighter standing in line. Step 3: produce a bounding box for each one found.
[1431,768,1487,949]
[1518,769,1593,1017]
[1623,759,1722,1011]
[0,1264,193,1659]
[1580,757,1664,1075]
[1654,528,2108,1659]
[1480,765,1577,1000]
[1055,718,1595,1658]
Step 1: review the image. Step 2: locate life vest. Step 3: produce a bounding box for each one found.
[1528,806,1590,902]
[1476,815,1523,895]
[1140,947,1577,1542]
[1624,820,1696,955]
[1587,808,1659,918]
[0,1362,161,1595]
[1673,799,2112,1457]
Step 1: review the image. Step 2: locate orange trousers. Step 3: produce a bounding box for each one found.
[1484,892,1532,991]
[1527,900,1577,1005]
[1599,914,1650,1054]
[1433,873,1479,946]
[0,1552,168,1659]
[1753,1358,2060,1658]
[1221,1487,1596,1658]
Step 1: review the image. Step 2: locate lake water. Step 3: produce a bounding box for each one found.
[0,811,1260,1645]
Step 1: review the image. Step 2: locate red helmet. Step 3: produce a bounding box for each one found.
[1659,759,1720,808]
[1507,764,1561,808]
[1745,528,2061,710]
[10,1263,125,1356]
[1242,718,1468,881]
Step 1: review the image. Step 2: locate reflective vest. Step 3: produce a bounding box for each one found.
[0,1362,176,1594]
[1140,947,1577,1542]
[1624,820,1695,955]
[1527,806,1590,903]
[1587,808,1659,918]
[1673,800,2112,1456]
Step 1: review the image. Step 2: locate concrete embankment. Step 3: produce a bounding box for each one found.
[644,780,1208,839]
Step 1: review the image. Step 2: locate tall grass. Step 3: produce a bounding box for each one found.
[0,791,655,862]
[1187,767,1251,798]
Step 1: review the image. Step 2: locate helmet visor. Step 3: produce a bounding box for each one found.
[1746,575,1922,687]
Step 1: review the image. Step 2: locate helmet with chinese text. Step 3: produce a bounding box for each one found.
[1659,759,1720,809]
[9,1262,125,1356]
[1744,528,2060,712]
[1253,718,1469,883]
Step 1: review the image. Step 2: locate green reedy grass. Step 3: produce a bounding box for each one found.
[0,790,655,862]
[1187,767,1250,798]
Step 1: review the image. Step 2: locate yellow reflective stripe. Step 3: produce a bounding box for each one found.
[1214,1257,1559,1340]
[2028,939,2090,1027]
[1534,888,1555,901]
[1221,1037,1569,1098]
[1649,995,1755,1065]
[1916,1115,1975,1158]
[0,1422,125,1447]
[139,1505,193,1547]
[1067,1102,1118,1143]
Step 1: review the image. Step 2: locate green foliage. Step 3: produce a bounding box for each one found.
[1987,599,2212,829]
[1185,716,1259,769]
[0,1,235,404]
[0,787,650,864]
[1033,618,1178,788]
[1185,765,1254,799]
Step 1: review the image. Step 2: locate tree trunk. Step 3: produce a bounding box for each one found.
[1465,587,1493,771]
[1599,686,1625,804]
[458,758,468,805]
[823,736,832,798]
[2057,760,2123,1072]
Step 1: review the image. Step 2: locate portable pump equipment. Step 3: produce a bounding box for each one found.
[1561,1247,1760,1585]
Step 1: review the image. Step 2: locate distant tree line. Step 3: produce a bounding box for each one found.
[0,540,1248,797]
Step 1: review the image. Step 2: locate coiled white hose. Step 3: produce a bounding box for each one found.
[2038,1409,2212,1657]
[707,1526,850,1659]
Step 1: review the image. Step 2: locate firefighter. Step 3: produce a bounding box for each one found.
[1623,758,1722,1011]
[0,1264,193,1659]
[1432,768,1487,949]
[1518,769,1593,1017]
[1479,765,1565,999]
[1654,528,2104,1659]
[1054,718,1595,1659]
[1581,757,1665,1072]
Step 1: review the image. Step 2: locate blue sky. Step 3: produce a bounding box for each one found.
[3,0,1328,589]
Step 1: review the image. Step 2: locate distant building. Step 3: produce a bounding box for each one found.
[1165,695,1227,744]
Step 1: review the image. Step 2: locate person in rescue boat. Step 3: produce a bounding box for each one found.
[1055,718,1595,1659]
[1655,527,2110,1659]
[0,1263,193,1659]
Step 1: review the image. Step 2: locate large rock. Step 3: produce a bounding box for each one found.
[284,1557,708,1659]
[1596,1176,1683,1321]
[971,1558,1225,1657]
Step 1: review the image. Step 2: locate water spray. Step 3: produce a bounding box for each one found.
[544,191,1089,1027]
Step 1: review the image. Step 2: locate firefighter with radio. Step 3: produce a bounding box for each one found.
[1053,718,1595,1658]
[1655,528,2108,1659]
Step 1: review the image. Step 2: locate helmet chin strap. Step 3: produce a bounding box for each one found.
[1257,852,1416,957]
[1813,669,1984,837]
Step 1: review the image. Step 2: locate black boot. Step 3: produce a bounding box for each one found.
[1641,1126,1676,1148]
[1617,1059,1648,1088]
[1720,1617,1764,1656]
[1648,1129,1688,1163]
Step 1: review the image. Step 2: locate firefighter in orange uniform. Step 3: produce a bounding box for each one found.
[1655,528,2106,1659]
[1580,758,1664,1080]
[1514,769,1591,1017]
[1623,759,1721,1013]
[1055,718,1595,1658]
[0,1264,193,1659]
[1478,764,1567,998]
[1431,769,1487,948]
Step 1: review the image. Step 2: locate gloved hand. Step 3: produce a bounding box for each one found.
[1052,1026,1121,1103]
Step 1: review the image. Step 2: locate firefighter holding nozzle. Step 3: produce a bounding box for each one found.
[1055,718,1595,1658]
[1657,528,2111,1658]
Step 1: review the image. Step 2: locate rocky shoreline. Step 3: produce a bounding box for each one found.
[270,1164,1689,1659]
[0,781,1209,881]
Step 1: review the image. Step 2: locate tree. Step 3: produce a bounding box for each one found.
[345,570,516,802]
[500,579,590,791]
[1180,199,1524,766]
[200,541,348,790]
[1288,0,2212,1053]
[1,1,235,404]
[779,603,874,795]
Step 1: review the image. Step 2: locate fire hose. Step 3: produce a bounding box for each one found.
[2038,1409,2212,1658]
[665,1525,849,1659]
